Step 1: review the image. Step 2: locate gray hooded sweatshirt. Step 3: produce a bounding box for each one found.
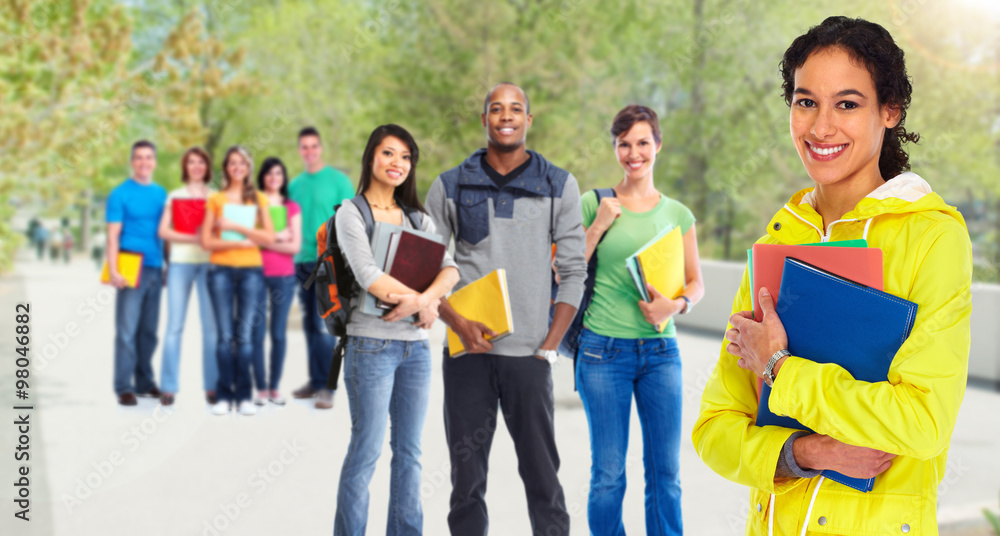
[425,148,587,357]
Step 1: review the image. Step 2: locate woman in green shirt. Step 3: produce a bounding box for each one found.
[577,104,705,535]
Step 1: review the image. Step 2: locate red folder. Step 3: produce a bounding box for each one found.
[172,199,206,234]
[751,243,883,320]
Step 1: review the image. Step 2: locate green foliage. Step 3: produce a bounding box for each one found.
[3,0,999,278]
[986,504,1000,535]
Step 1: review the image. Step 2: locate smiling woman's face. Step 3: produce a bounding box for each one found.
[370,136,411,190]
[790,46,900,187]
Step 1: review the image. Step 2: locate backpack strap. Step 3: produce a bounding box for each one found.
[350,194,376,239]
[403,206,423,229]
[592,188,617,246]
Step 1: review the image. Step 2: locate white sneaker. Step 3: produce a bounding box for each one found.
[254,391,268,406]
[237,400,257,416]
[210,400,230,416]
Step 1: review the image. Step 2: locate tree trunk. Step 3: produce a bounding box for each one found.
[79,188,92,253]
[684,0,709,221]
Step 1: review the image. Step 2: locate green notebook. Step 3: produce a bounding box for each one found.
[270,205,288,232]
[747,239,867,314]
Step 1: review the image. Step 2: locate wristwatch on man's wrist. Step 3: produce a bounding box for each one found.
[762,349,790,387]
[535,348,559,364]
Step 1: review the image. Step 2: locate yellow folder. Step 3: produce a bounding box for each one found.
[101,252,144,288]
[635,226,684,332]
[446,269,513,357]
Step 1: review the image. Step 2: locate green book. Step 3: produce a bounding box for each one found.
[270,205,288,232]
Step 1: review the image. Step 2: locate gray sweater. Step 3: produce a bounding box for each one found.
[425,149,587,357]
[335,200,457,341]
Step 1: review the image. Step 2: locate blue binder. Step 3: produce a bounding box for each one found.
[756,257,917,492]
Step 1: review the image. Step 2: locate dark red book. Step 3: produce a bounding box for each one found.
[172,199,206,234]
[376,229,447,310]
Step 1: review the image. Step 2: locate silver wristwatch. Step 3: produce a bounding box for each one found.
[535,348,559,364]
[678,295,692,314]
[763,349,790,387]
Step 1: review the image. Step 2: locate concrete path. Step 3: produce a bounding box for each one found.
[0,251,997,535]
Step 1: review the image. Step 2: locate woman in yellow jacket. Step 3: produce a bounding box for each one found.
[692,16,972,536]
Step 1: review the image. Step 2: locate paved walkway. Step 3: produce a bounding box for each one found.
[1,251,997,535]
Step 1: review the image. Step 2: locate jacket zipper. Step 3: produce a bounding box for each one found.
[781,204,858,242]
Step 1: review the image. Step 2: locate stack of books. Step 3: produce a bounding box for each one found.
[749,241,918,493]
[625,225,685,332]
[359,222,448,320]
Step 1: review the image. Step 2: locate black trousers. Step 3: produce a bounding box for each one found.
[443,351,570,536]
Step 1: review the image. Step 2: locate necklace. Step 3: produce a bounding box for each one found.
[366,196,397,211]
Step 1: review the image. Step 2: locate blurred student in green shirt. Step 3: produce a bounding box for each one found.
[288,126,355,409]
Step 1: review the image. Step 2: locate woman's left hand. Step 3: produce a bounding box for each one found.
[638,284,685,329]
[726,287,789,379]
[384,293,428,322]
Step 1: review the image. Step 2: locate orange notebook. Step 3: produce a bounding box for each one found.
[101,252,144,288]
[751,243,883,320]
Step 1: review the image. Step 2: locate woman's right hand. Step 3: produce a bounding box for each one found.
[592,197,622,233]
[792,434,896,480]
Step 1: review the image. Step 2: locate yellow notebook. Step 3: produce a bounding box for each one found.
[634,226,684,332]
[100,252,144,288]
[446,269,514,357]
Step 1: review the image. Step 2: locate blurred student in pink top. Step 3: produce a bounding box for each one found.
[252,157,302,406]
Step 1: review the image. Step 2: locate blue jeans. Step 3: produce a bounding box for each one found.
[335,337,431,536]
[252,275,297,390]
[113,266,163,395]
[576,329,683,536]
[208,265,265,404]
[160,263,218,394]
[295,262,337,390]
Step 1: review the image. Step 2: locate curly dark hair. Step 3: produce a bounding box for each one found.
[780,16,920,180]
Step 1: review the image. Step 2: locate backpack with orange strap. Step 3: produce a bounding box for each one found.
[303,194,423,389]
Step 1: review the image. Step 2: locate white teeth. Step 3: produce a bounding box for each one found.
[499,128,514,133]
[809,143,846,156]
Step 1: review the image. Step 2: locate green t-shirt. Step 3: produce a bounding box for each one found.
[581,190,696,339]
[289,165,355,263]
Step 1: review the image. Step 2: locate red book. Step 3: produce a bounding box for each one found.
[751,243,883,320]
[172,199,206,234]
[376,229,447,310]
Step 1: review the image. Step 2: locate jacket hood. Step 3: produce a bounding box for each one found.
[458,148,556,183]
[771,172,967,242]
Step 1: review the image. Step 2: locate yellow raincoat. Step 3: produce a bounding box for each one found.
[693,172,972,535]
